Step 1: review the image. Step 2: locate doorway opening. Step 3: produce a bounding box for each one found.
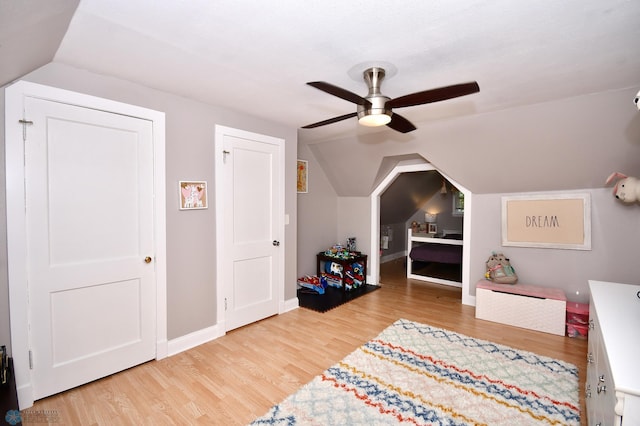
[369,160,474,305]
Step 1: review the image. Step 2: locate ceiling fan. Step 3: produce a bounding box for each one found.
[302,67,479,133]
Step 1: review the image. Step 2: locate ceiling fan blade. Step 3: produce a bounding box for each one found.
[301,112,357,129]
[307,81,371,106]
[387,82,480,109]
[386,113,417,133]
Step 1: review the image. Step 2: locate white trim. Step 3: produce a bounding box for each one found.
[370,162,474,306]
[380,251,407,264]
[5,81,167,408]
[167,324,224,356]
[281,297,300,313]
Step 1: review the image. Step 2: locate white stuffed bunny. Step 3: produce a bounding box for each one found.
[606,172,640,203]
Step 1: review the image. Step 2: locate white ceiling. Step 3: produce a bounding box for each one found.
[52,0,640,138]
[2,0,640,195]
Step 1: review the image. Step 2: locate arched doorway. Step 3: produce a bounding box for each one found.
[369,161,474,305]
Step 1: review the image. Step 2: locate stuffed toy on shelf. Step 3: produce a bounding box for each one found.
[606,172,640,204]
[485,252,518,284]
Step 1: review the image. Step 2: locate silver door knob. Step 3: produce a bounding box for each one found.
[272,240,280,246]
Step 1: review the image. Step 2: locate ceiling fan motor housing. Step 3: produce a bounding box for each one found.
[358,67,393,125]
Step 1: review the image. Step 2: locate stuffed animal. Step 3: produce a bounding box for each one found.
[485,252,518,284]
[606,172,640,204]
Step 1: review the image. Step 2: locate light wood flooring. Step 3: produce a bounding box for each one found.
[23,258,588,425]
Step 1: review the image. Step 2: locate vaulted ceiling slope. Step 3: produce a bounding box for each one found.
[2,1,640,195]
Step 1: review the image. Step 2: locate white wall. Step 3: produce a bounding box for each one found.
[2,62,298,342]
[470,189,640,304]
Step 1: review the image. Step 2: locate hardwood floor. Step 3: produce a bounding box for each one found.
[23,258,587,425]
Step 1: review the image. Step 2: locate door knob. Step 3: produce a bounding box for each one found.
[144,256,153,263]
[272,240,280,246]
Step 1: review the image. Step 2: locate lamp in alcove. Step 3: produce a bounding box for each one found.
[425,212,438,234]
[424,213,437,223]
[440,179,448,194]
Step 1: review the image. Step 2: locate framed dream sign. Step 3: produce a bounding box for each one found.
[501,193,591,250]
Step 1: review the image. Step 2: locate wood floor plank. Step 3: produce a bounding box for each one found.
[23,258,587,425]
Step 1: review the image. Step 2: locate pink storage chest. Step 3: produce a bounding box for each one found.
[475,280,567,336]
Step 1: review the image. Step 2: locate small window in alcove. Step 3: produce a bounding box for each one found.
[452,191,464,216]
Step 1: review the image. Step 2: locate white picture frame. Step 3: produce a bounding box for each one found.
[179,181,208,210]
[501,193,591,250]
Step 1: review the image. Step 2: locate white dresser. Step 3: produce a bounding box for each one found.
[587,280,640,426]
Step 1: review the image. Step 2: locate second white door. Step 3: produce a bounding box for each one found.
[216,126,284,331]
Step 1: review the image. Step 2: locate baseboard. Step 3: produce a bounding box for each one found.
[167,298,299,356]
[167,324,224,356]
[380,251,407,264]
[16,383,34,410]
[156,339,169,360]
[281,296,299,313]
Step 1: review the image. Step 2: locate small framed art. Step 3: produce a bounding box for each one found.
[428,223,438,234]
[297,160,308,193]
[179,181,208,210]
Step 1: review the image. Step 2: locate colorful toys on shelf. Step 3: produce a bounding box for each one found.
[297,275,327,295]
[323,244,361,260]
[322,260,365,291]
[317,251,368,293]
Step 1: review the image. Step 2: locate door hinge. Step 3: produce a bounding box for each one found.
[224,298,228,311]
[19,119,34,142]
[28,350,33,369]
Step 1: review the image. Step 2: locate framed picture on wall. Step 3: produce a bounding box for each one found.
[179,181,208,210]
[501,193,591,250]
[297,160,308,193]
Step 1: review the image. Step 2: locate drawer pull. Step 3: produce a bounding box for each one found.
[597,385,607,394]
[598,375,605,383]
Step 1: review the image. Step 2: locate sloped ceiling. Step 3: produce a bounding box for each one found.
[380,171,442,225]
[2,1,640,195]
[0,0,79,86]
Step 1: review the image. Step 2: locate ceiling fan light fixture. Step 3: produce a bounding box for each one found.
[357,91,392,127]
[358,111,392,127]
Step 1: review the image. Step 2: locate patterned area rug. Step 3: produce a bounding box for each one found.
[251,319,580,425]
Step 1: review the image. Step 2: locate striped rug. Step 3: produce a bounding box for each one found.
[251,319,580,425]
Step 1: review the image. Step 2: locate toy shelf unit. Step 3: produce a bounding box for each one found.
[475,280,567,336]
[317,252,367,292]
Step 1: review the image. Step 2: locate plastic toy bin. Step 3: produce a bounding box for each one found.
[566,302,589,338]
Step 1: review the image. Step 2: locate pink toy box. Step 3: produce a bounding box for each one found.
[565,302,589,338]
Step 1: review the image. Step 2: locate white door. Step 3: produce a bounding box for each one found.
[24,97,157,400]
[216,126,284,331]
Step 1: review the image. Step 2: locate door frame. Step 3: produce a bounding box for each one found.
[369,161,474,306]
[5,81,168,409]
[213,125,286,330]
